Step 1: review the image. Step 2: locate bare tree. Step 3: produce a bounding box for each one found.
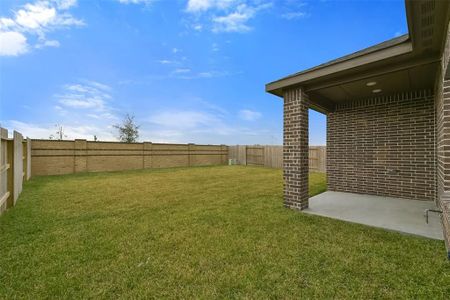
[113,114,139,143]
[49,124,67,140]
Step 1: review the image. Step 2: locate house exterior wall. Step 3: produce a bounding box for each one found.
[436,22,450,258]
[327,90,436,201]
[437,79,450,257]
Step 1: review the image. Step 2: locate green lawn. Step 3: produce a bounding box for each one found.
[0,166,449,298]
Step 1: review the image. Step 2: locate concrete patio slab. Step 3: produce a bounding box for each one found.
[305,191,443,240]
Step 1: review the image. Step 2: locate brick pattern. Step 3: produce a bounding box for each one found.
[437,81,450,196]
[283,87,309,210]
[437,29,450,255]
[327,90,436,201]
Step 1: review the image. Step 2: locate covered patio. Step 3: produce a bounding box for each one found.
[306,191,443,240]
[266,0,450,257]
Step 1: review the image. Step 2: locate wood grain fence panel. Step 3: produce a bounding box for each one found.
[25,138,31,180]
[264,146,283,168]
[0,128,29,215]
[229,145,326,172]
[228,145,248,165]
[0,128,8,214]
[13,131,23,206]
[246,146,264,166]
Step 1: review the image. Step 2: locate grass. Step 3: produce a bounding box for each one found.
[0,166,449,298]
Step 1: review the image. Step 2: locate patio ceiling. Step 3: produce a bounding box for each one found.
[307,61,439,105]
[266,0,450,113]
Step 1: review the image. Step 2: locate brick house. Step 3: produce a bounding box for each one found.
[266,0,450,258]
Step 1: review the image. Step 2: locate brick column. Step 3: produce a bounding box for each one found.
[438,79,450,258]
[283,87,309,210]
[74,139,87,173]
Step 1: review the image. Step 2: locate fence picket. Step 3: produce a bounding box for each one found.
[0,127,29,215]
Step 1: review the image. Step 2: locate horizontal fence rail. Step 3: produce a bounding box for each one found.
[228,145,326,173]
[31,140,228,176]
[0,127,31,215]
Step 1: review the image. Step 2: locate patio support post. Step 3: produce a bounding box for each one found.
[283,87,309,210]
[438,78,450,258]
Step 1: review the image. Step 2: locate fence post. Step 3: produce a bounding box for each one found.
[245,145,248,166]
[0,128,11,213]
[26,138,31,180]
[220,144,227,165]
[143,142,152,169]
[264,146,269,168]
[262,146,266,167]
[74,139,87,173]
[188,143,194,167]
[13,131,23,205]
[23,139,28,181]
[6,139,14,208]
[142,142,145,169]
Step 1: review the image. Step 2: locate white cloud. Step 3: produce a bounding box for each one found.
[212,4,254,33]
[0,0,84,56]
[143,99,268,144]
[193,24,203,31]
[144,108,237,143]
[36,39,60,48]
[186,0,237,13]
[56,0,78,10]
[14,3,56,29]
[2,95,280,144]
[171,70,229,79]
[87,112,117,120]
[157,59,179,65]
[172,68,191,74]
[55,81,113,112]
[83,80,112,92]
[185,1,271,33]
[1,79,121,141]
[116,0,154,4]
[58,98,105,109]
[53,105,68,116]
[280,1,308,21]
[281,11,306,20]
[149,110,218,129]
[238,109,261,121]
[197,71,225,78]
[143,104,277,144]
[186,0,213,12]
[3,120,116,141]
[0,31,28,56]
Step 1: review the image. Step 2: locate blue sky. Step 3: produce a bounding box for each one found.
[0,0,407,145]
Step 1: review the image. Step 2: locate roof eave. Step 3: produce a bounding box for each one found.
[265,40,413,97]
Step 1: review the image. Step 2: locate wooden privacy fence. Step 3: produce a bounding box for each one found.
[31,140,228,176]
[228,145,326,173]
[0,128,31,215]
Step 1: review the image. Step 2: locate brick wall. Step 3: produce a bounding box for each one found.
[283,87,309,209]
[31,140,228,176]
[327,90,436,201]
[436,22,450,257]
